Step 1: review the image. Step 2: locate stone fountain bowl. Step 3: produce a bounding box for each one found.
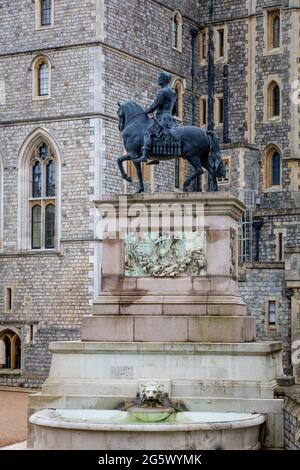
[29,409,266,450]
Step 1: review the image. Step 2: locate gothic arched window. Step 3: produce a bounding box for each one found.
[32,56,51,99]
[173,79,184,121]
[38,62,49,96]
[272,151,281,186]
[18,129,61,251]
[268,81,281,119]
[263,145,282,190]
[0,330,21,370]
[267,10,281,50]
[172,11,183,52]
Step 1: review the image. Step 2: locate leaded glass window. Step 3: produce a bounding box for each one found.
[268,301,276,326]
[41,0,52,27]
[32,205,42,249]
[201,31,207,61]
[46,161,56,197]
[224,161,229,181]
[39,143,48,160]
[30,143,56,250]
[172,15,179,49]
[272,151,281,186]
[272,84,280,117]
[32,162,41,198]
[38,62,49,96]
[45,204,55,249]
[218,29,224,58]
[273,15,280,49]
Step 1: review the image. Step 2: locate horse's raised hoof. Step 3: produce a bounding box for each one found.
[146,160,159,166]
[123,175,132,183]
[136,187,145,194]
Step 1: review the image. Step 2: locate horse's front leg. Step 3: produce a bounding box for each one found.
[183,163,204,193]
[133,159,145,193]
[208,173,218,192]
[117,154,132,183]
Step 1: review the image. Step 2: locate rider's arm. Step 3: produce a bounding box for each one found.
[145,90,165,114]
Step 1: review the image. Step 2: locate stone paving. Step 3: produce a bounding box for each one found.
[0,389,30,448]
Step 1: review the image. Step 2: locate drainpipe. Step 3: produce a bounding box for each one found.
[190,27,201,192]
[223,64,231,144]
[253,219,264,262]
[207,0,215,132]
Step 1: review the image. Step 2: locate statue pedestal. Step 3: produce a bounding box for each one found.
[28,193,284,449]
[83,193,254,343]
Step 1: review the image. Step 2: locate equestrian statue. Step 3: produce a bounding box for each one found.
[117,71,225,193]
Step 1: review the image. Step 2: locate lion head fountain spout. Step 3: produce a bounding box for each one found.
[140,382,165,408]
[127,382,177,423]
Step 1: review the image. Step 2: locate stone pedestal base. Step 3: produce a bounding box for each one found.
[82,316,256,343]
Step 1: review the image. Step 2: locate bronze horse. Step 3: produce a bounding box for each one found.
[117,101,225,193]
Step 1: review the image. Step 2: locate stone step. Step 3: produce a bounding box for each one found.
[92,295,247,317]
[81,315,256,343]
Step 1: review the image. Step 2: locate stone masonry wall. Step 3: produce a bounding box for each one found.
[239,266,292,375]
[0,0,202,388]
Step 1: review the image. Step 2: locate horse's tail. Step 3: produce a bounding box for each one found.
[206,131,225,178]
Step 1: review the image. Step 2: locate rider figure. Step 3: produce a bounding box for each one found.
[135,71,178,163]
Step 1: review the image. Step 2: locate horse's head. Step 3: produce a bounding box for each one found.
[117,101,145,132]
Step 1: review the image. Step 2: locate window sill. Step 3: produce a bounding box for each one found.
[265,327,280,334]
[265,116,282,124]
[263,47,283,56]
[32,96,51,102]
[0,369,21,375]
[172,46,182,54]
[215,56,226,63]
[4,250,61,257]
[36,25,54,31]
[264,185,282,193]
[27,249,61,254]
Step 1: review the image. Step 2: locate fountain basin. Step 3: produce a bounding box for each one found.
[29,409,265,450]
[127,407,176,423]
